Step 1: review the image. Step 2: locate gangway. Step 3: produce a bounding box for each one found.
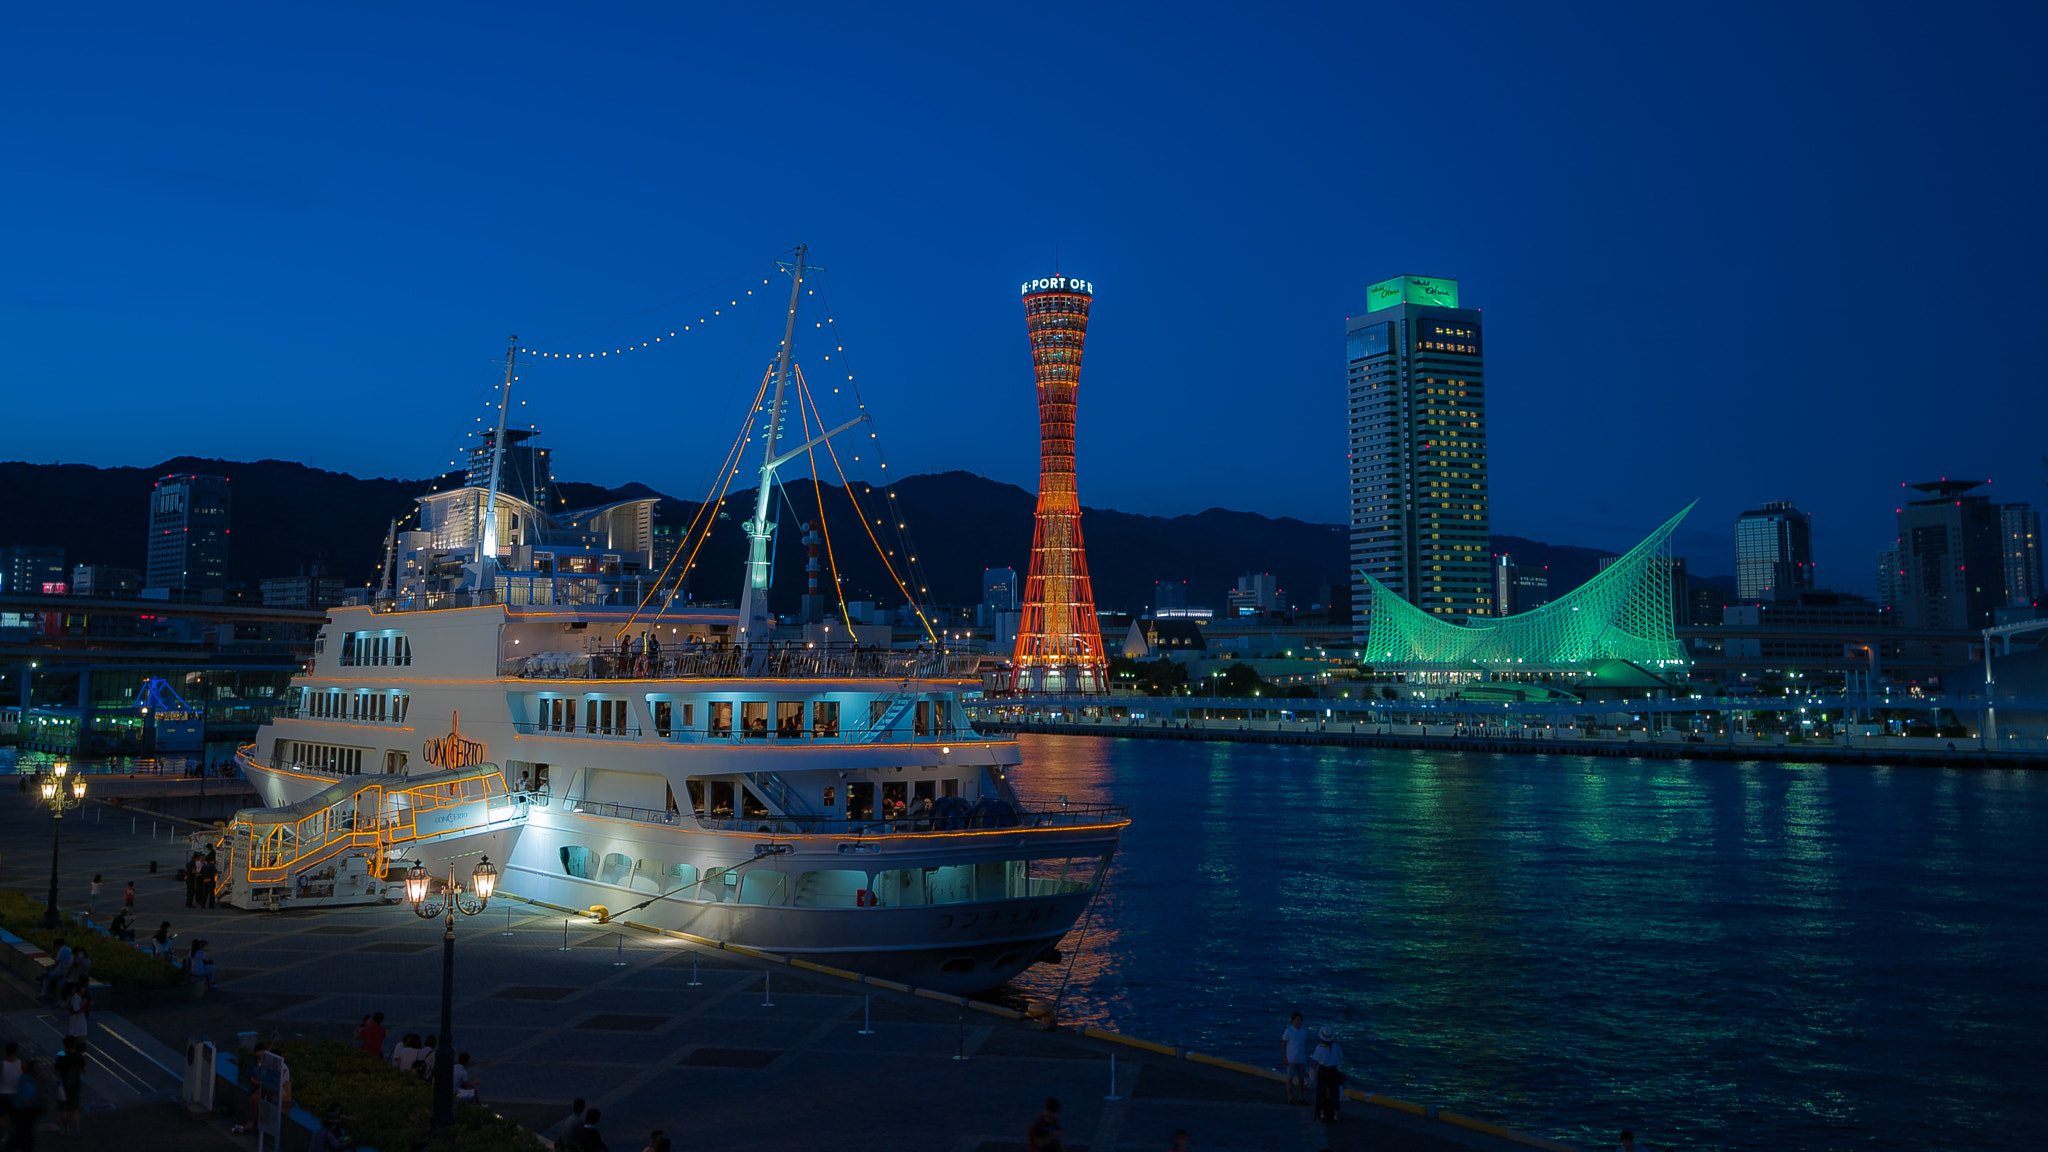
[210,764,528,910]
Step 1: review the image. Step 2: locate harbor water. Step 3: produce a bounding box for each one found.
[1002,733,2047,1151]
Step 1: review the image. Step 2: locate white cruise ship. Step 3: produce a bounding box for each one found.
[234,252,1127,993]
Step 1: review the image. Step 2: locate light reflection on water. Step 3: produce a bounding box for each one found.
[1003,734,2048,1151]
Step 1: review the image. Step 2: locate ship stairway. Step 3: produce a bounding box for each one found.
[745,772,821,819]
[849,694,916,743]
[211,764,524,911]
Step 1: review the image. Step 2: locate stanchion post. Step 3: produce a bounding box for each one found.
[558,919,571,951]
[952,1015,967,1061]
[857,994,873,1035]
[1104,1051,1122,1101]
[762,970,774,1008]
[612,931,627,967]
[688,957,701,987]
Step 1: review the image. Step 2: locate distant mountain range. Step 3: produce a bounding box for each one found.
[0,457,1728,612]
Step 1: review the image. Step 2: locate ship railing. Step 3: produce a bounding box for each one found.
[559,798,684,826]
[511,722,984,745]
[497,647,979,682]
[686,803,1129,837]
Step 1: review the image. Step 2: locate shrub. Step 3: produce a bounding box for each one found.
[278,1039,545,1152]
[0,891,185,988]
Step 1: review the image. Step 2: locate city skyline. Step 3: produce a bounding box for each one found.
[2,7,2044,597]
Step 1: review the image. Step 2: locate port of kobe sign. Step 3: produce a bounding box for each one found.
[1021,276,1093,297]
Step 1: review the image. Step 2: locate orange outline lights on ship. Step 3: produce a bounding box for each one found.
[1011,275,1106,694]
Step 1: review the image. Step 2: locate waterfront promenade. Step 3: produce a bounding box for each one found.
[0,791,1560,1152]
[973,711,2048,767]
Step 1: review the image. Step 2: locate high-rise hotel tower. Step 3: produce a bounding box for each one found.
[1012,274,1106,692]
[1347,275,1489,639]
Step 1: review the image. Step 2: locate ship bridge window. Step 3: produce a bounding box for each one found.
[667,862,700,895]
[598,853,632,887]
[339,630,412,667]
[559,846,595,879]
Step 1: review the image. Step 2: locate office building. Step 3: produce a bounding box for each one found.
[1154,580,1187,612]
[1347,274,1489,637]
[71,565,140,598]
[1229,572,1280,616]
[261,567,347,609]
[1,546,66,595]
[1493,554,1550,617]
[467,427,555,509]
[146,474,231,591]
[983,568,1018,612]
[1734,501,1813,601]
[1896,479,2002,631]
[1876,549,1904,614]
[2000,504,2043,607]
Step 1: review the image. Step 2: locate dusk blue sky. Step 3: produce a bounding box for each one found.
[4,3,2043,589]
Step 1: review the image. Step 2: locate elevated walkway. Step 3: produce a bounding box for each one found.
[212,764,526,910]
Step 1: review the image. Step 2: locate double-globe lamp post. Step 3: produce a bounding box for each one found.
[40,763,87,929]
[405,855,497,1129]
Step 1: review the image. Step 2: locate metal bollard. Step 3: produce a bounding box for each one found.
[1104,1051,1122,1101]
[688,957,701,987]
[857,995,874,1035]
[558,919,572,951]
[952,1015,967,1061]
[762,970,774,1008]
[502,903,514,935]
[612,932,627,967]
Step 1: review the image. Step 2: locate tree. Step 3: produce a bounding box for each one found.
[1213,663,1267,697]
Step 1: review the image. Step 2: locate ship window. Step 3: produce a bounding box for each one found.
[559,846,595,879]
[914,780,935,807]
[666,863,700,895]
[653,701,672,737]
[812,701,839,738]
[716,870,739,902]
[846,782,874,820]
[776,701,804,738]
[914,700,930,736]
[740,701,768,739]
[882,782,907,819]
[685,778,704,811]
[792,870,865,908]
[708,781,734,818]
[598,853,632,887]
[585,700,598,733]
[822,785,836,809]
[923,864,977,904]
[738,871,789,906]
[741,784,768,819]
[708,702,732,736]
[942,779,959,799]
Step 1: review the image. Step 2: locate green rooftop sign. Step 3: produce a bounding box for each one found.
[1366,275,1460,312]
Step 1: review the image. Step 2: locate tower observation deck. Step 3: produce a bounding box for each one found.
[1012,274,1106,693]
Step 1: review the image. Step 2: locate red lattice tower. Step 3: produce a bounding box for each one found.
[1012,274,1106,693]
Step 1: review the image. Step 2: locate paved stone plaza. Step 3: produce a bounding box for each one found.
[0,791,1539,1151]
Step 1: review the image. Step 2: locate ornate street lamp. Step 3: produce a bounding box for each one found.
[40,763,86,929]
[407,855,497,1128]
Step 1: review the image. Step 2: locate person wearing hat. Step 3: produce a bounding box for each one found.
[1309,1025,1346,1122]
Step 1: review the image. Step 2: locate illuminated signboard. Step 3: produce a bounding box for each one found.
[1021,275,1094,297]
[1366,275,1460,312]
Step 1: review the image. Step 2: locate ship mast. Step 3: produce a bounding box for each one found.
[478,335,518,587]
[736,250,808,643]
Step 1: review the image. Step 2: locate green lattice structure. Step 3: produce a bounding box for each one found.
[1361,502,1696,668]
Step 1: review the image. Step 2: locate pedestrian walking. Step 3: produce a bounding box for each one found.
[356,1012,387,1058]
[184,854,201,908]
[1281,1011,1310,1105]
[8,1059,50,1152]
[1027,1097,1065,1152]
[198,856,218,908]
[88,876,102,917]
[0,1043,22,1145]
[1309,1027,1345,1123]
[548,1099,588,1148]
[64,983,89,1038]
[41,941,70,999]
[53,1040,83,1138]
[577,1107,609,1152]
